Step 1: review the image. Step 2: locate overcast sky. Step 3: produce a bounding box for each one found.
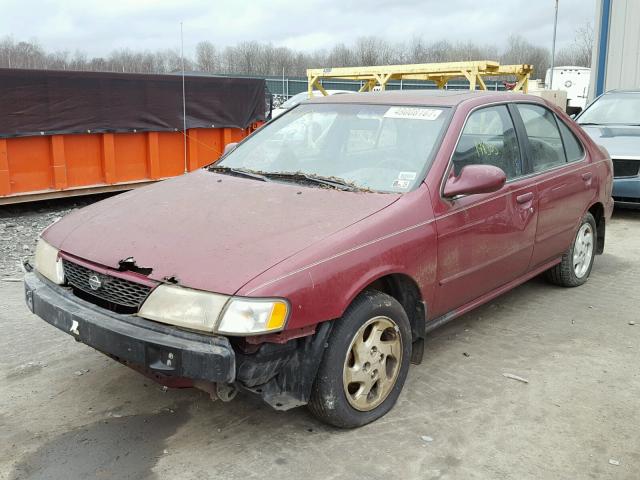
[2,0,597,56]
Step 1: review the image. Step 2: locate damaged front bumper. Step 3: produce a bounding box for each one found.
[24,272,333,410]
[24,272,235,383]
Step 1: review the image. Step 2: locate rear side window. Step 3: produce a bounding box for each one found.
[516,104,567,172]
[557,119,585,162]
[452,105,522,180]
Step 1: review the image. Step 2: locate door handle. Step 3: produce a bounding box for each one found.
[582,172,593,181]
[516,192,534,204]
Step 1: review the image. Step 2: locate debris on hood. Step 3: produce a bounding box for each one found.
[118,257,153,276]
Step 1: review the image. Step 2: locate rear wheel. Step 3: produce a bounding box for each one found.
[545,212,597,287]
[308,291,411,428]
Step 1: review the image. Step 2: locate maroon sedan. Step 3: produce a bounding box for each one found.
[25,91,613,427]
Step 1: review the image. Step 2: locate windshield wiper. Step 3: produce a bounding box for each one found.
[208,166,269,182]
[262,172,360,191]
[209,167,363,191]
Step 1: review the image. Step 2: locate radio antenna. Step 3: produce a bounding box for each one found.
[181,21,188,174]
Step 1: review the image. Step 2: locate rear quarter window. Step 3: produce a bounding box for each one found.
[556,118,585,162]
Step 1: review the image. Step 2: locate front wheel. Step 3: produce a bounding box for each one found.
[308,291,412,428]
[545,212,597,287]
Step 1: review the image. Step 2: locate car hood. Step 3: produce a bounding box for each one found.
[580,125,640,158]
[43,170,399,294]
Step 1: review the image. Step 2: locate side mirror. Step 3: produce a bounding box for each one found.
[223,142,238,156]
[443,165,506,198]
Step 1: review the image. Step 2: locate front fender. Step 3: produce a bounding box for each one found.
[238,187,438,330]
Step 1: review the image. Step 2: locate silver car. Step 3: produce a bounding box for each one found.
[577,90,640,208]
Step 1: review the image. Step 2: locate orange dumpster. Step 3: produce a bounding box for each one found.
[0,69,266,205]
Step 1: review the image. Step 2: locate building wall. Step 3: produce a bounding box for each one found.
[590,0,640,99]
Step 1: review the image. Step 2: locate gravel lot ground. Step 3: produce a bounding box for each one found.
[0,195,113,279]
[0,198,638,480]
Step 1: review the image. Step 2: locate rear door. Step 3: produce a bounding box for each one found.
[513,103,593,267]
[432,104,538,316]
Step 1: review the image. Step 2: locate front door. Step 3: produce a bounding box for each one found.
[432,104,538,317]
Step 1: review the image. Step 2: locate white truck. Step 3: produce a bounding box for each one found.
[545,66,591,115]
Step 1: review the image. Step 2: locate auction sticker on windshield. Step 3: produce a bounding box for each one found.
[384,107,442,120]
[392,179,410,189]
[398,171,417,181]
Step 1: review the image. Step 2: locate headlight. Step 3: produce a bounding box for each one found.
[138,284,228,332]
[137,284,289,336]
[217,298,289,335]
[34,238,65,284]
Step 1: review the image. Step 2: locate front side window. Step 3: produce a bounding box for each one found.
[452,105,522,180]
[218,103,450,192]
[517,104,567,172]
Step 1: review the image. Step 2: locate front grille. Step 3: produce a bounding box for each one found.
[612,159,640,178]
[63,259,152,312]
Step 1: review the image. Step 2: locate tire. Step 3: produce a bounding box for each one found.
[308,290,412,428]
[545,212,597,287]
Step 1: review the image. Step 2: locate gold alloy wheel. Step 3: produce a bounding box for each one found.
[342,316,403,411]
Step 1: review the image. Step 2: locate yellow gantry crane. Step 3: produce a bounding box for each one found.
[307,61,533,96]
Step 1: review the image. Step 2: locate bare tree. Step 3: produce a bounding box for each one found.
[272,46,295,76]
[408,37,426,63]
[501,34,550,78]
[425,41,452,63]
[68,50,87,71]
[255,43,277,75]
[47,50,69,70]
[327,43,354,67]
[196,41,218,73]
[0,33,558,80]
[574,22,594,66]
[220,46,236,74]
[354,37,380,66]
[556,22,594,67]
[234,41,261,75]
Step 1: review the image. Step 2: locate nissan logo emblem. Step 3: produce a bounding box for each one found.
[88,274,102,291]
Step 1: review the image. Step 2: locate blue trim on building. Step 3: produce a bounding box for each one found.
[596,0,612,96]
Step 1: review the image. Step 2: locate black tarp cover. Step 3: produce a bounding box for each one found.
[0,69,266,138]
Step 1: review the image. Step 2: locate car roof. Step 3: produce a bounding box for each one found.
[604,89,640,94]
[289,89,349,98]
[303,89,542,107]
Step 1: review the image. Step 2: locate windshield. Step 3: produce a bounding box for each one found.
[578,93,640,125]
[217,103,450,193]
